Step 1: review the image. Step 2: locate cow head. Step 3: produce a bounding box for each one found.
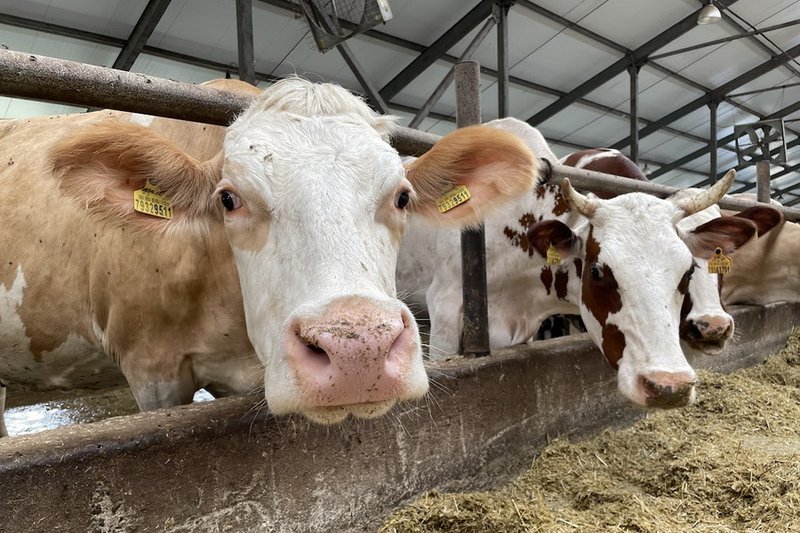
[527,170,757,408]
[676,202,783,353]
[52,78,536,423]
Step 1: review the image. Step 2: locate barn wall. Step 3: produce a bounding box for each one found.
[0,302,796,533]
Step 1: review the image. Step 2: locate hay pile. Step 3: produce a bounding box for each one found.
[380,330,800,532]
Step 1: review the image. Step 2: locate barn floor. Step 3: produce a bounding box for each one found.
[380,329,800,533]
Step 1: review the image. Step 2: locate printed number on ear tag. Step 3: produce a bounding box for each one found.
[134,177,173,219]
[708,247,732,274]
[435,185,471,213]
[546,243,561,265]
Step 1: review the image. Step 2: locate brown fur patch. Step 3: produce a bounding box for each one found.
[601,323,626,369]
[574,258,583,279]
[564,149,647,201]
[582,227,624,367]
[552,189,569,216]
[555,269,569,301]
[540,266,553,295]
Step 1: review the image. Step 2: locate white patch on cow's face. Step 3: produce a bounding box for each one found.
[577,194,697,406]
[219,111,427,422]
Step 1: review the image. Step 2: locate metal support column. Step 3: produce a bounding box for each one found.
[495,1,511,119]
[235,0,256,84]
[455,61,490,357]
[756,160,771,202]
[628,62,640,165]
[709,99,718,182]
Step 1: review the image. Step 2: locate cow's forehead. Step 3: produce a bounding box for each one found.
[223,114,405,198]
[589,195,692,274]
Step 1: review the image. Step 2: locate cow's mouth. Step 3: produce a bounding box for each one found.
[685,337,727,355]
[301,400,396,424]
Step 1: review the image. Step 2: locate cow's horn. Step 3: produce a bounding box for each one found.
[561,178,597,218]
[676,169,735,215]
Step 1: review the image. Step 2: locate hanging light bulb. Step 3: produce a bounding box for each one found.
[698,0,722,25]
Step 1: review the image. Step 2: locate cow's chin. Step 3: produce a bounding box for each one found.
[299,401,396,424]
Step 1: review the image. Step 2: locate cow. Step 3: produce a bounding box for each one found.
[561,148,781,354]
[673,192,788,319]
[397,117,761,408]
[0,78,537,435]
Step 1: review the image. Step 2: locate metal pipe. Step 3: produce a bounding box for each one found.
[628,63,640,165]
[547,162,800,220]
[709,99,718,182]
[496,1,510,119]
[0,49,433,155]
[235,0,256,85]
[455,60,490,357]
[756,160,771,203]
[408,17,495,129]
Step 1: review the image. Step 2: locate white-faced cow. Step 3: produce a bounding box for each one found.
[397,117,760,408]
[561,148,781,354]
[0,78,537,435]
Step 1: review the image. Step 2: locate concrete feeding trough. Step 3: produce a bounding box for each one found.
[0,302,797,532]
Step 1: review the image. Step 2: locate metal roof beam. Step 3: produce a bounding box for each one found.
[523,1,743,127]
[659,101,800,185]
[613,40,800,152]
[378,0,495,101]
[112,0,172,71]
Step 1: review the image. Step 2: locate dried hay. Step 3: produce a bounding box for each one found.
[380,330,800,533]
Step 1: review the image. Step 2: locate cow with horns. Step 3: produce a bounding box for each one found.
[397,117,774,409]
[0,78,538,435]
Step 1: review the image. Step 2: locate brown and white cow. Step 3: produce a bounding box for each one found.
[561,148,780,354]
[397,117,759,408]
[0,78,536,434]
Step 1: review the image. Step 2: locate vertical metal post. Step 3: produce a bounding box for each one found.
[455,60,490,357]
[756,160,771,202]
[709,99,718,182]
[628,63,640,165]
[235,0,256,85]
[495,1,510,119]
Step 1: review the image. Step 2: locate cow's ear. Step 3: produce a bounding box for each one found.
[734,205,783,236]
[684,216,757,259]
[52,122,222,230]
[403,125,536,227]
[527,220,580,260]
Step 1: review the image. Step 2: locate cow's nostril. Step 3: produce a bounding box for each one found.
[298,334,330,363]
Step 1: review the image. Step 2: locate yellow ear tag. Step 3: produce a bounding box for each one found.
[707,247,732,274]
[133,178,173,219]
[435,185,471,213]
[546,243,561,265]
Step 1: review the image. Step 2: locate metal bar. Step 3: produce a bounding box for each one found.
[756,160,772,203]
[0,49,432,155]
[113,0,172,71]
[628,63,640,165]
[235,0,256,85]
[788,196,800,207]
[548,163,800,221]
[408,16,495,129]
[496,1,511,119]
[455,60,490,357]
[728,81,800,98]
[709,100,718,182]
[379,0,495,101]
[649,18,800,61]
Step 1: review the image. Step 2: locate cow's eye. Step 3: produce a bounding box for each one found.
[395,190,411,209]
[590,263,604,281]
[220,190,242,211]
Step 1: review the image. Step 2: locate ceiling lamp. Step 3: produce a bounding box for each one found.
[697,0,722,24]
